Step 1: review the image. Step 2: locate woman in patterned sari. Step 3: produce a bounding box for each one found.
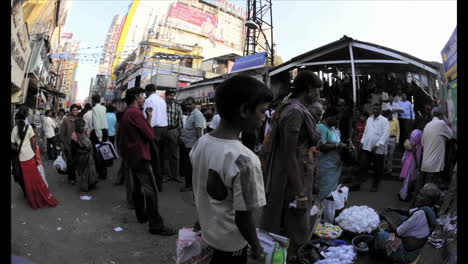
[71,118,98,192]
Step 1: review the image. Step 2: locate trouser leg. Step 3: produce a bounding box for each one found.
[410,171,428,207]
[399,119,407,149]
[182,147,193,188]
[63,143,75,181]
[166,129,180,179]
[90,130,107,179]
[385,138,396,173]
[124,160,134,207]
[357,150,371,184]
[131,161,164,229]
[372,153,385,186]
[47,137,53,160]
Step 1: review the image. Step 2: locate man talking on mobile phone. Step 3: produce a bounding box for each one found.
[118,87,176,236]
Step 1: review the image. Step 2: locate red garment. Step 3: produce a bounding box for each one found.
[20,158,58,209]
[118,105,154,167]
[355,121,366,148]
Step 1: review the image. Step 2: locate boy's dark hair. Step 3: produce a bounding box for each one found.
[45,110,51,116]
[322,107,339,120]
[107,104,116,113]
[70,104,79,112]
[383,110,392,117]
[59,109,66,114]
[184,97,196,105]
[145,84,156,94]
[84,103,92,111]
[125,88,146,105]
[92,94,101,103]
[291,70,322,97]
[215,75,273,122]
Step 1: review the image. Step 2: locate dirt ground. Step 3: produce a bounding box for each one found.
[12,157,436,264]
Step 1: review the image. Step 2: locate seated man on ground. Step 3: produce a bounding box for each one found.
[371,183,441,264]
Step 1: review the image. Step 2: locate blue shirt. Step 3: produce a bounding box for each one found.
[106,112,117,137]
[398,100,415,119]
[317,123,341,144]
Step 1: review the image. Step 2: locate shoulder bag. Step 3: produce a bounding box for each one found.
[11,124,29,184]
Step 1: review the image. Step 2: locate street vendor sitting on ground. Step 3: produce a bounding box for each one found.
[371,183,441,264]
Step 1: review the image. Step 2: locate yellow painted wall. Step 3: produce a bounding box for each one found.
[111,0,140,78]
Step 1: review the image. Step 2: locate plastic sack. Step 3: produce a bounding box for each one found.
[323,185,349,223]
[53,154,67,172]
[256,229,289,264]
[176,228,213,264]
[95,141,119,161]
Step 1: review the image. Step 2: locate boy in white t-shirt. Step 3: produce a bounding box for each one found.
[190,75,273,263]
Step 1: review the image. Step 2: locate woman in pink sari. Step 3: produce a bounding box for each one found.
[398,119,425,201]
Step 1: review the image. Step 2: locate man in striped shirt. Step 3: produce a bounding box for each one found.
[164,89,183,181]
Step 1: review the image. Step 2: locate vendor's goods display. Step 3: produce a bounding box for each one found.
[335,206,380,234]
[314,245,356,264]
[313,223,343,239]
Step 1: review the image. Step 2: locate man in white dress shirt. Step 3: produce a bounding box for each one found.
[44,110,58,160]
[351,104,390,192]
[143,84,168,190]
[411,108,454,206]
[90,94,108,180]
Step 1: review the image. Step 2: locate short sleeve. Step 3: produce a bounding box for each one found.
[194,111,205,128]
[232,154,266,211]
[316,123,329,143]
[11,126,18,144]
[282,109,303,133]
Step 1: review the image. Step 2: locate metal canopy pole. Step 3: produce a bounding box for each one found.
[349,42,357,106]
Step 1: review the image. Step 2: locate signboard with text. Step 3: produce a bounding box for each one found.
[441,27,457,82]
[231,52,267,72]
[167,2,219,39]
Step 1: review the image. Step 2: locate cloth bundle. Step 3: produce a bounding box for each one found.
[335,206,380,234]
[313,223,343,239]
[314,245,356,264]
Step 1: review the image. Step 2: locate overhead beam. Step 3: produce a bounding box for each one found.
[298,59,409,67]
[269,42,349,76]
[351,42,439,75]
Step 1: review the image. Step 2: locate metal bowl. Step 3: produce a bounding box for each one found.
[352,234,374,254]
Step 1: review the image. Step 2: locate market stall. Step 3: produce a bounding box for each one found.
[268,36,442,114]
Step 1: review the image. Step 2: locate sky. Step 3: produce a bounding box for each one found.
[64,0,457,101]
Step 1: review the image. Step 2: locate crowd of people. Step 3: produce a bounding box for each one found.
[11,70,456,263]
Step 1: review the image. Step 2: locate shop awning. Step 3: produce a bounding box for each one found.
[269,35,440,77]
[42,85,66,98]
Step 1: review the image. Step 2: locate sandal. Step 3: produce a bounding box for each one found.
[149,225,177,236]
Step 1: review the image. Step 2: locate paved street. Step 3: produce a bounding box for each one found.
[12,157,408,264]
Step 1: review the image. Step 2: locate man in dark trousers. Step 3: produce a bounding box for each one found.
[90,94,108,180]
[164,89,183,182]
[118,87,175,236]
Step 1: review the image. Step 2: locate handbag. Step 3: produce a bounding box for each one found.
[11,125,29,184]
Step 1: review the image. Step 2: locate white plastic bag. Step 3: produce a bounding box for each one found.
[176,228,213,264]
[323,185,349,224]
[53,154,67,172]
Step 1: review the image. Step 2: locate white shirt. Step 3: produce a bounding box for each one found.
[396,208,431,239]
[92,103,108,141]
[143,93,168,127]
[361,115,390,155]
[84,111,93,134]
[209,114,221,130]
[382,102,403,120]
[11,124,36,161]
[421,117,454,173]
[44,116,56,138]
[190,134,266,252]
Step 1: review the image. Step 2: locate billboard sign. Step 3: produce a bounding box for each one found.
[231,52,267,72]
[200,0,246,18]
[441,27,457,82]
[167,2,222,42]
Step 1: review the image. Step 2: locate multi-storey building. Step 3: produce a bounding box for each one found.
[99,15,125,76]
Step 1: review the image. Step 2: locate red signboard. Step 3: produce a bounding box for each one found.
[169,2,218,27]
[178,81,190,88]
[62,33,74,39]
